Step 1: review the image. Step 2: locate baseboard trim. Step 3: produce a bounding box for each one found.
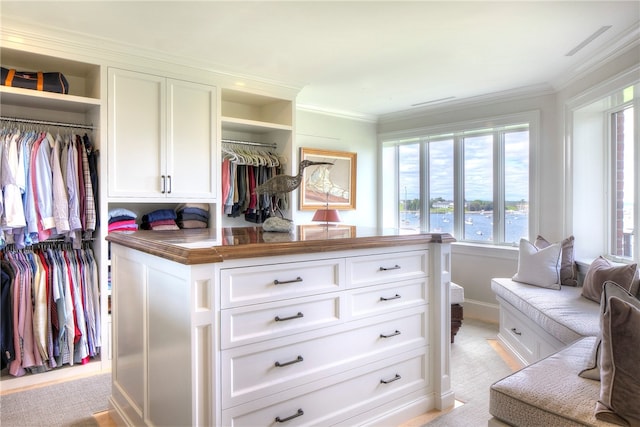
[462,299,499,324]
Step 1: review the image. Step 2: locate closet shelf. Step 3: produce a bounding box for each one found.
[0,86,101,113]
[221,116,292,133]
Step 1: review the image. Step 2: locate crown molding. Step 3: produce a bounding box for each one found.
[296,103,378,123]
[1,22,302,97]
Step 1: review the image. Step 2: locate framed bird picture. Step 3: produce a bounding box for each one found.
[299,147,357,210]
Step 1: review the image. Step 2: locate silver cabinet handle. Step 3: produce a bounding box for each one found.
[379,265,401,271]
[380,374,401,384]
[511,327,522,336]
[275,355,304,367]
[275,409,304,423]
[167,175,172,194]
[161,175,166,193]
[274,277,303,285]
[380,294,401,301]
[275,312,304,322]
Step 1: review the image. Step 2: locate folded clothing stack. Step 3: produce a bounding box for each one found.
[108,208,138,233]
[176,203,209,229]
[140,209,179,231]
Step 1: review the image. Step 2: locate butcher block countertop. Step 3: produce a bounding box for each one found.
[105,226,455,265]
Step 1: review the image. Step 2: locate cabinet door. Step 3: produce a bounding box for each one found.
[167,79,217,199]
[108,68,166,197]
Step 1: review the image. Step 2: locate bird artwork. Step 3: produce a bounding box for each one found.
[256,159,333,229]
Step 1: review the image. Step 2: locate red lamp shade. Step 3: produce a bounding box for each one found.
[312,209,341,223]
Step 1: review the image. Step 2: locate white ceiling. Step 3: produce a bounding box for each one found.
[1,1,639,119]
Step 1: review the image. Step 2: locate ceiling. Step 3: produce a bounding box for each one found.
[1,1,639,119]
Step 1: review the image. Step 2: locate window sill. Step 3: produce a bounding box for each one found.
[452,241,519,261]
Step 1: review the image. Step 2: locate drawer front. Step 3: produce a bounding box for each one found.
[349,278,428,318]
[221,294,342,349]
[222,348,428,427]
[500,304,536,363]
[222,307,427,408]
[221,259,343,308]
[347,250,428,288]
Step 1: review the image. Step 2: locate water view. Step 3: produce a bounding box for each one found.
[401,210,528,244]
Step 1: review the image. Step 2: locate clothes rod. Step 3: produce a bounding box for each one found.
[222,138,277,148]
[0,116,96,130]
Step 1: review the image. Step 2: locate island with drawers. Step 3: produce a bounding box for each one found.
[106,226,455,426]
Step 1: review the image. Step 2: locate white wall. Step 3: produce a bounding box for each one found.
[295,109,378,226]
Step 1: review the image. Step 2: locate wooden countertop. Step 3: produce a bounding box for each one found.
[105,226,455,265]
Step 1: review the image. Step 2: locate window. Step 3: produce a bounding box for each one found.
[382,113,535,245]
[571,79,638,264]
[611,104,635,259]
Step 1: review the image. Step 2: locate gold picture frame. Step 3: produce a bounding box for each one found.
[299,148,357,210]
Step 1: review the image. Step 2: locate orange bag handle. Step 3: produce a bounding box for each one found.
[4,69,15,87]
[4,70,44,91]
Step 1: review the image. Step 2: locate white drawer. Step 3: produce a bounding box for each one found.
[349,278,428,318]
[222,348,428,427]
[221,294,343,348]
[221,306,427,408]
[221,259,344,308]
[347,250,428,288]
[499,303,537,363]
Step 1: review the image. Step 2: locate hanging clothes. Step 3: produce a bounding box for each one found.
[221,142,284,223]
[0,122,99,250]
[1,244,100,377]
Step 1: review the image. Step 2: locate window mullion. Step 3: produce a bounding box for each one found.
[453,136,465,239]
[494,131,506,243]
[421,140,429,231]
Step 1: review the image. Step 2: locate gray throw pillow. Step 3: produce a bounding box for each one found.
[579,281,640,380]
[595,296,640,426]
[581,256,638,303]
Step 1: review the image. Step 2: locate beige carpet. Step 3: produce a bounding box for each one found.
[0,319,513,427]
[0,372,110,427]
[421,318,517,427]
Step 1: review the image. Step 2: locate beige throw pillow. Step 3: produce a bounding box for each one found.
[534,235,578,286]
[512,238,561,289]
[595,296,640,426]
[581,256,638,303]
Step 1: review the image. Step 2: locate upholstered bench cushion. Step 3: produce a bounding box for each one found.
[450,282,464,304]
[490,337,610,427]
[491,278,599,344]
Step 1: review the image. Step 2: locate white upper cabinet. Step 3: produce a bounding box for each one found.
[108,68,217,200]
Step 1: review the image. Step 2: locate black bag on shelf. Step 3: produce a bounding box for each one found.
[1,67,69,94]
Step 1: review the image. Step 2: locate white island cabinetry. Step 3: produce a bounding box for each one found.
[107,229,454,426]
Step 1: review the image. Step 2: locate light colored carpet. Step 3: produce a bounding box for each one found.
[0,372,110,427]
[423,318,515,427]
[0,320,511,427]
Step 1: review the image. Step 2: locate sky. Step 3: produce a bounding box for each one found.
[399,130,529,202]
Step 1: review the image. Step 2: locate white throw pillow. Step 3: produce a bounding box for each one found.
[512,238,561,289]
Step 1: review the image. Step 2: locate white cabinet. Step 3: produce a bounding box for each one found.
[108,68,217,200]
[218,247,435,425]
[108,239,454,427]
[496,293,565,366]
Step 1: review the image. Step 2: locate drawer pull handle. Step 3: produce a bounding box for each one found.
[511,327,522,336]
[275,312,304,322]
[379,264,401,271]
[380,294,401,301]
[275,355,304,367]
[275,409,304,423]
[380,374,401,384]
[274,277,303,285]
[380,330,401,339]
